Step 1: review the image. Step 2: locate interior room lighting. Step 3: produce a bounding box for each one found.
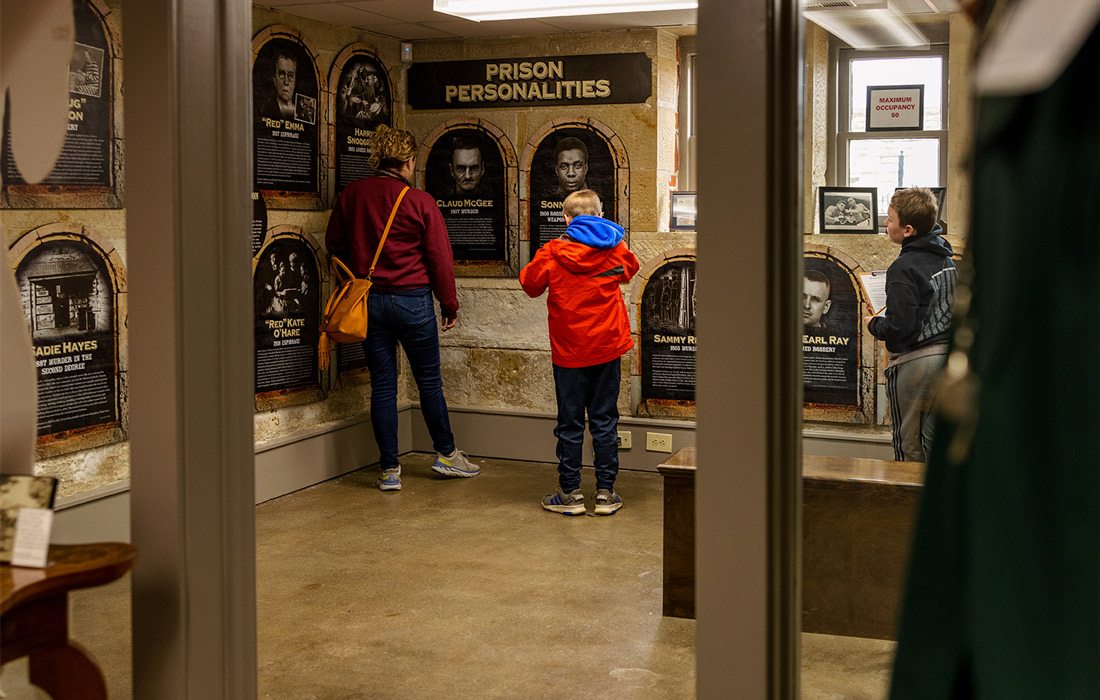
[434,0,697,22]
[803,6,928,49]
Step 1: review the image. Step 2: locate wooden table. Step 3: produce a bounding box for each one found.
[657,446,697,619]
[658,449,925,639]
[2,542,136,699]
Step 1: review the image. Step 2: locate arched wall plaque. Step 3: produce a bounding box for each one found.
[419,119,518,277]
[253,227,324,409]
[9,224,127,457]
[329,45,393,199]
[252,26,325,210]
[520,118,629,266]
[802,245,874,424]
[1,0,122,209]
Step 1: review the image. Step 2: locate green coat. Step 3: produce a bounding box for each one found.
[890,21,1099,699]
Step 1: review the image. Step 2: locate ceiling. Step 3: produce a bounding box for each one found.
[255,1,698,41]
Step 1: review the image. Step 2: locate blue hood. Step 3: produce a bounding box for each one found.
[566,215,625,249]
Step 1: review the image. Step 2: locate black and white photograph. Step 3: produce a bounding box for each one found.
[335,56,392,131]
[819,187,878,233]
[332,51,392,195]
[641,260,697,402]
[69,42,104,98]
[802,252,861,407]
[670,191,697,230]
[15,237,120,437]
[253,236,321,394]
[252,35,320,196]
[425,127,506,263]
[528,126,616,256]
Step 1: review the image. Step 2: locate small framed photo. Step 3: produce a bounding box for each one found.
[669,191,697,231]
[819,187,878,233]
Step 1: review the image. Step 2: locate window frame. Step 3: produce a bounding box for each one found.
[829,41,950,228]
[678,35,698,192]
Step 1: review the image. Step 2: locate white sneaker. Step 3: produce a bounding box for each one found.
[431,449,480,477]
[377,467,401,491]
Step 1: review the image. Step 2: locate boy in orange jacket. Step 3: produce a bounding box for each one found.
[519,190,640,515]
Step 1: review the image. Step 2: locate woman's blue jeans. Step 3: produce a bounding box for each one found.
[552,359,621,492]
[364,287,455,469]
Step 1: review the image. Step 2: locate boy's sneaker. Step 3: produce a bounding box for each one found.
[431,449,481,478]
[377,467,401,492]
[542,488,585,516]
[592,488,622,515]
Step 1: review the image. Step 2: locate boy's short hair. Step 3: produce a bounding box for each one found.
[890,187,939,236]
[562,189,603,218]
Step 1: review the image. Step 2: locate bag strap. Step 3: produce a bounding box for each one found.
[367,185,410,281]
[329,255,355,283]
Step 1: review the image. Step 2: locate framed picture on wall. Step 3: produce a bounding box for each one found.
[670,191,697,230]
[819,187,878,234]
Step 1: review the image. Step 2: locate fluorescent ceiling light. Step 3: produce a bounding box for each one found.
[434,0,697,22]
[804,7,928,49]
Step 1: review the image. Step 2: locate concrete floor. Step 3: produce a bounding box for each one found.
[1,453,894,698]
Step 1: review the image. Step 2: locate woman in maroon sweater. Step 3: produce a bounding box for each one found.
[326,125,479,491]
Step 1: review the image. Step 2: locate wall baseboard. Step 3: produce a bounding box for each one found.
[52,405,894,542]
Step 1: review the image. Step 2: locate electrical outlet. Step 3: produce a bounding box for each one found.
[617,430,632,449]
[646,432,673,453]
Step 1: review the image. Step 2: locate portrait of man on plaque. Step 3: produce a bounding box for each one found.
[426,129,503,204]
[529,127,616,255]
[424,128,506,263]
[253,39,318,125]
[335,58,391,130]
[802,253,861,406]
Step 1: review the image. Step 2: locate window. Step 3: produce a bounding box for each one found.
[832,43,949,225]
[678,36,698,191]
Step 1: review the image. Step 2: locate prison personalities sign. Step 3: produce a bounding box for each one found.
[802,253,860,406]
[529,127,616,257]
[408,53,651,110]
[252,36,320,196]
[641,260,696,402]
[15,238,118,437]
[254,237,321,394]
[424,127,506,262]
[2,0,113,193]
[332,51,392,196]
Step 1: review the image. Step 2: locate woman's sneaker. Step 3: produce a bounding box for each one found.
[431,449,481,478]
[593,488,622,515]
[378,467,401,492]
[542,488,585,516]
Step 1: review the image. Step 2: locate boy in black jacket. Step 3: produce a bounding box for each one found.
[868,188,957,462]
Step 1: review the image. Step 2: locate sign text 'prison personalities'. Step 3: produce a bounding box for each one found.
[407,53,652,110]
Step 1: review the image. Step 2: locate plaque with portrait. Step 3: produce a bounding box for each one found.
[529,127,616,257]
[424,127,506,263]
[332,51,392,196]
[641,259,697,402]
[802,252,861,407]
[252,35,320,201]
[16,238,120,438]
[254,236,321,396]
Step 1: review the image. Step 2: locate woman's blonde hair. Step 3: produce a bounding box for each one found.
[369,125,417,170]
